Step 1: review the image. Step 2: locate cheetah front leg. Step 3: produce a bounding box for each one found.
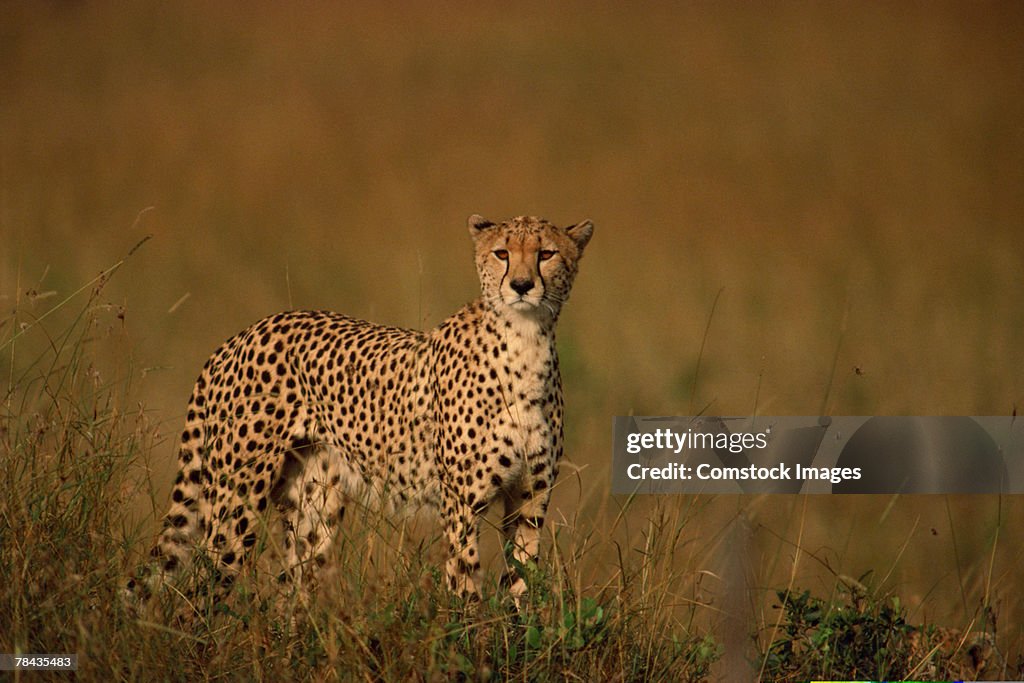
[501,452,556,602]
[439,483,485,600]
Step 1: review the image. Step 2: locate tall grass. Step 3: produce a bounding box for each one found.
[3,2,1023,678]
[0,259,154,675]
[751,498,1022,681]
[0,263,718,680]
[0,257,1019,679]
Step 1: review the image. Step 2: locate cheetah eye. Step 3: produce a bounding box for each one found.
[493,249,509,261]
[538,250,557,261]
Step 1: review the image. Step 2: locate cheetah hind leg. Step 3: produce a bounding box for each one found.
[123,511,197,610]
[124,471,210,611]
[272,446,346,592]
[124,509,251,618]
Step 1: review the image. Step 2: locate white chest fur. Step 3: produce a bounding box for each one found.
[492,312,557,457]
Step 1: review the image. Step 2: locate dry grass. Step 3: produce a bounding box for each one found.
[2,2,1023,679]
[0,275,718,680]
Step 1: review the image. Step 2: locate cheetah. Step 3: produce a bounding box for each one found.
[130,215,593,604]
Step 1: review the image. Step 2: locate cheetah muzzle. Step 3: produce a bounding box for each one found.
[128,214,593,606]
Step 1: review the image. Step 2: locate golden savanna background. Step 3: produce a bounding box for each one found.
[2,2,1023,678]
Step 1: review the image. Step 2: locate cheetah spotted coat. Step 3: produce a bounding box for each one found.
[132,215,592,601]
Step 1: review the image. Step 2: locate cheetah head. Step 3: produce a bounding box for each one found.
[469,215,593,321]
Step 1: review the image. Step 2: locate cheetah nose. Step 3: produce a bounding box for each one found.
[510,278,534,295]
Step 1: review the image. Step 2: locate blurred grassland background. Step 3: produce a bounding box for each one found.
[2,0,1023,666]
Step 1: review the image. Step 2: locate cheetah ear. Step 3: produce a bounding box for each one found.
[467,214,496,238]
[566,220,594,252]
